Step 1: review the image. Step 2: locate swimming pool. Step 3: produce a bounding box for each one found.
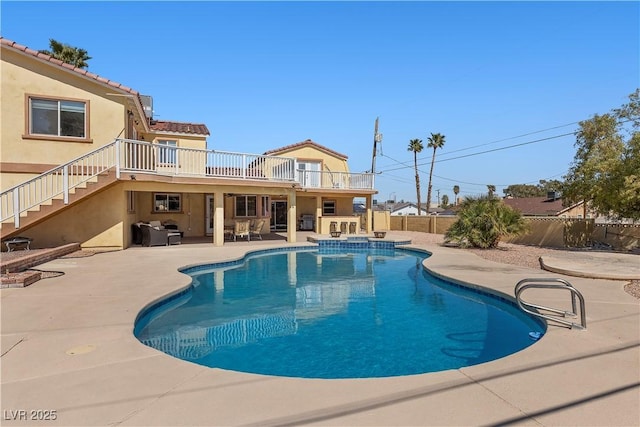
[135,247,545,378]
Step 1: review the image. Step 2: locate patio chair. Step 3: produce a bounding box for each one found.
[140,224,170,247]
[131,223,144,245]
[234,220,250,241]
[249,219,265,241]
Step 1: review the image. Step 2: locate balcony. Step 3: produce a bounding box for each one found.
[120,139,374,190]
[296,169,374,190]
[119,139,297,182]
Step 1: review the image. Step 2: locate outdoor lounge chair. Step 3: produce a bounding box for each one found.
[234,220,250,241]
[249,219,265,240]
[131,223,144,245]
[140,224,175,246]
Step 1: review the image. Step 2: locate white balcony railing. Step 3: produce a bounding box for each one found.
[119,139,297,181]
[1,139,374,229]
[297,169,374,190]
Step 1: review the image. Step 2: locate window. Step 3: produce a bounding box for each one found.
[127,191,136,213]
[154,193,181,212]
[157,140,177,164]
[235,195,257,217]
[29,97,86,138]
[323,200,336,215]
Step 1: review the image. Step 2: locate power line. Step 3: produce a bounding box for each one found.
[378,131,575,174]
[433,121,580,157]
[430,171,567,188]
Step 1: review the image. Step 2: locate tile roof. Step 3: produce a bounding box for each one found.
[263,139,348,160]
[2,37,211,137]
[149,120,210,136]
[1,37,139,96]
[503,196,567,216]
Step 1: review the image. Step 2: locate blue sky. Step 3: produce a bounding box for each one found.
[2,1,638,204]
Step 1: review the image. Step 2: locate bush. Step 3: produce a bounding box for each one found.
[444,196,529,248]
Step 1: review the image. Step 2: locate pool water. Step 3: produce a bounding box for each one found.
[135,248,545,378]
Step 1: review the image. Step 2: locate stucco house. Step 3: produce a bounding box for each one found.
[0,38,376,249]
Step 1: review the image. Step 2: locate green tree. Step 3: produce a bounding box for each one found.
[441,194,450,208]
[453,185,460,205]
[487,184,496,198]
[538,179,564,194]
[444,196,529,248]
[563,89,640,220]
[426,133,445,214]
[408,138,424,215]
[503,184,542,198]
[503,180,564,198]
[39,39,91,69]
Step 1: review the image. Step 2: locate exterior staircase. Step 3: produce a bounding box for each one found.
[1,140,120,240]
[1,171,117,239]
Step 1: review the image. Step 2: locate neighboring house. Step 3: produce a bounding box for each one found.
[503,193,588,218]
[387,202,427,216]
[0,38,376,249]
[382,202,447,216]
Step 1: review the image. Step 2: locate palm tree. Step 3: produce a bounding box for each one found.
[453,185,460,206]
[441,194,450,208]
[487,184,496,198]
[407,138,424,215]
[39,39,91,69]
[426,133,446,214]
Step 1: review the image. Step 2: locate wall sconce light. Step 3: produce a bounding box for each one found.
[130,175,136,180]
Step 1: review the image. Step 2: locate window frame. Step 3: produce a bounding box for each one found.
[261,196,270,217]
[322,200,336,215]
[235,195,257,218]
[24,94,92,143]
[153,193,182,213]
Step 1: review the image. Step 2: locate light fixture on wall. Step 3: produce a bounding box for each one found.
[130,175,136,180]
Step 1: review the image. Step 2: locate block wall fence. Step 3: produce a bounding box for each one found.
[382,214,639,250]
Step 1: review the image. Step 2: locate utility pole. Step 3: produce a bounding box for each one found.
[371,117,382,174]
[436,189,440,207]
[370,118,382,232]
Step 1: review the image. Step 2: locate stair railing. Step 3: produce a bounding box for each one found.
[515,278,587,330]
[1,141,118,228]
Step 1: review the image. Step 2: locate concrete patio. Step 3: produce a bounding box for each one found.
[1,234,639,426]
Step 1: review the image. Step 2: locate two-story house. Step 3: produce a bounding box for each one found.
[0,38,376,249]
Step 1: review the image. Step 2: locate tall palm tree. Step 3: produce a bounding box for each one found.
[407,138,424,215]
[426,133,445,214]
[487,184,496,198]
[39,39,91,69]
[453,185,460,206]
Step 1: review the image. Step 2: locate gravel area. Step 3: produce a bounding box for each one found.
[392,231,640,300]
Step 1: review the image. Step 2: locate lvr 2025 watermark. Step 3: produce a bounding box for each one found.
[3,409,57,421]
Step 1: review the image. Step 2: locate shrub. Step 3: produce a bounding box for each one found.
[444,196,529,248]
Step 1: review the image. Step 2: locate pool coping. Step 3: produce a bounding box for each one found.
[1,237,638,426]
